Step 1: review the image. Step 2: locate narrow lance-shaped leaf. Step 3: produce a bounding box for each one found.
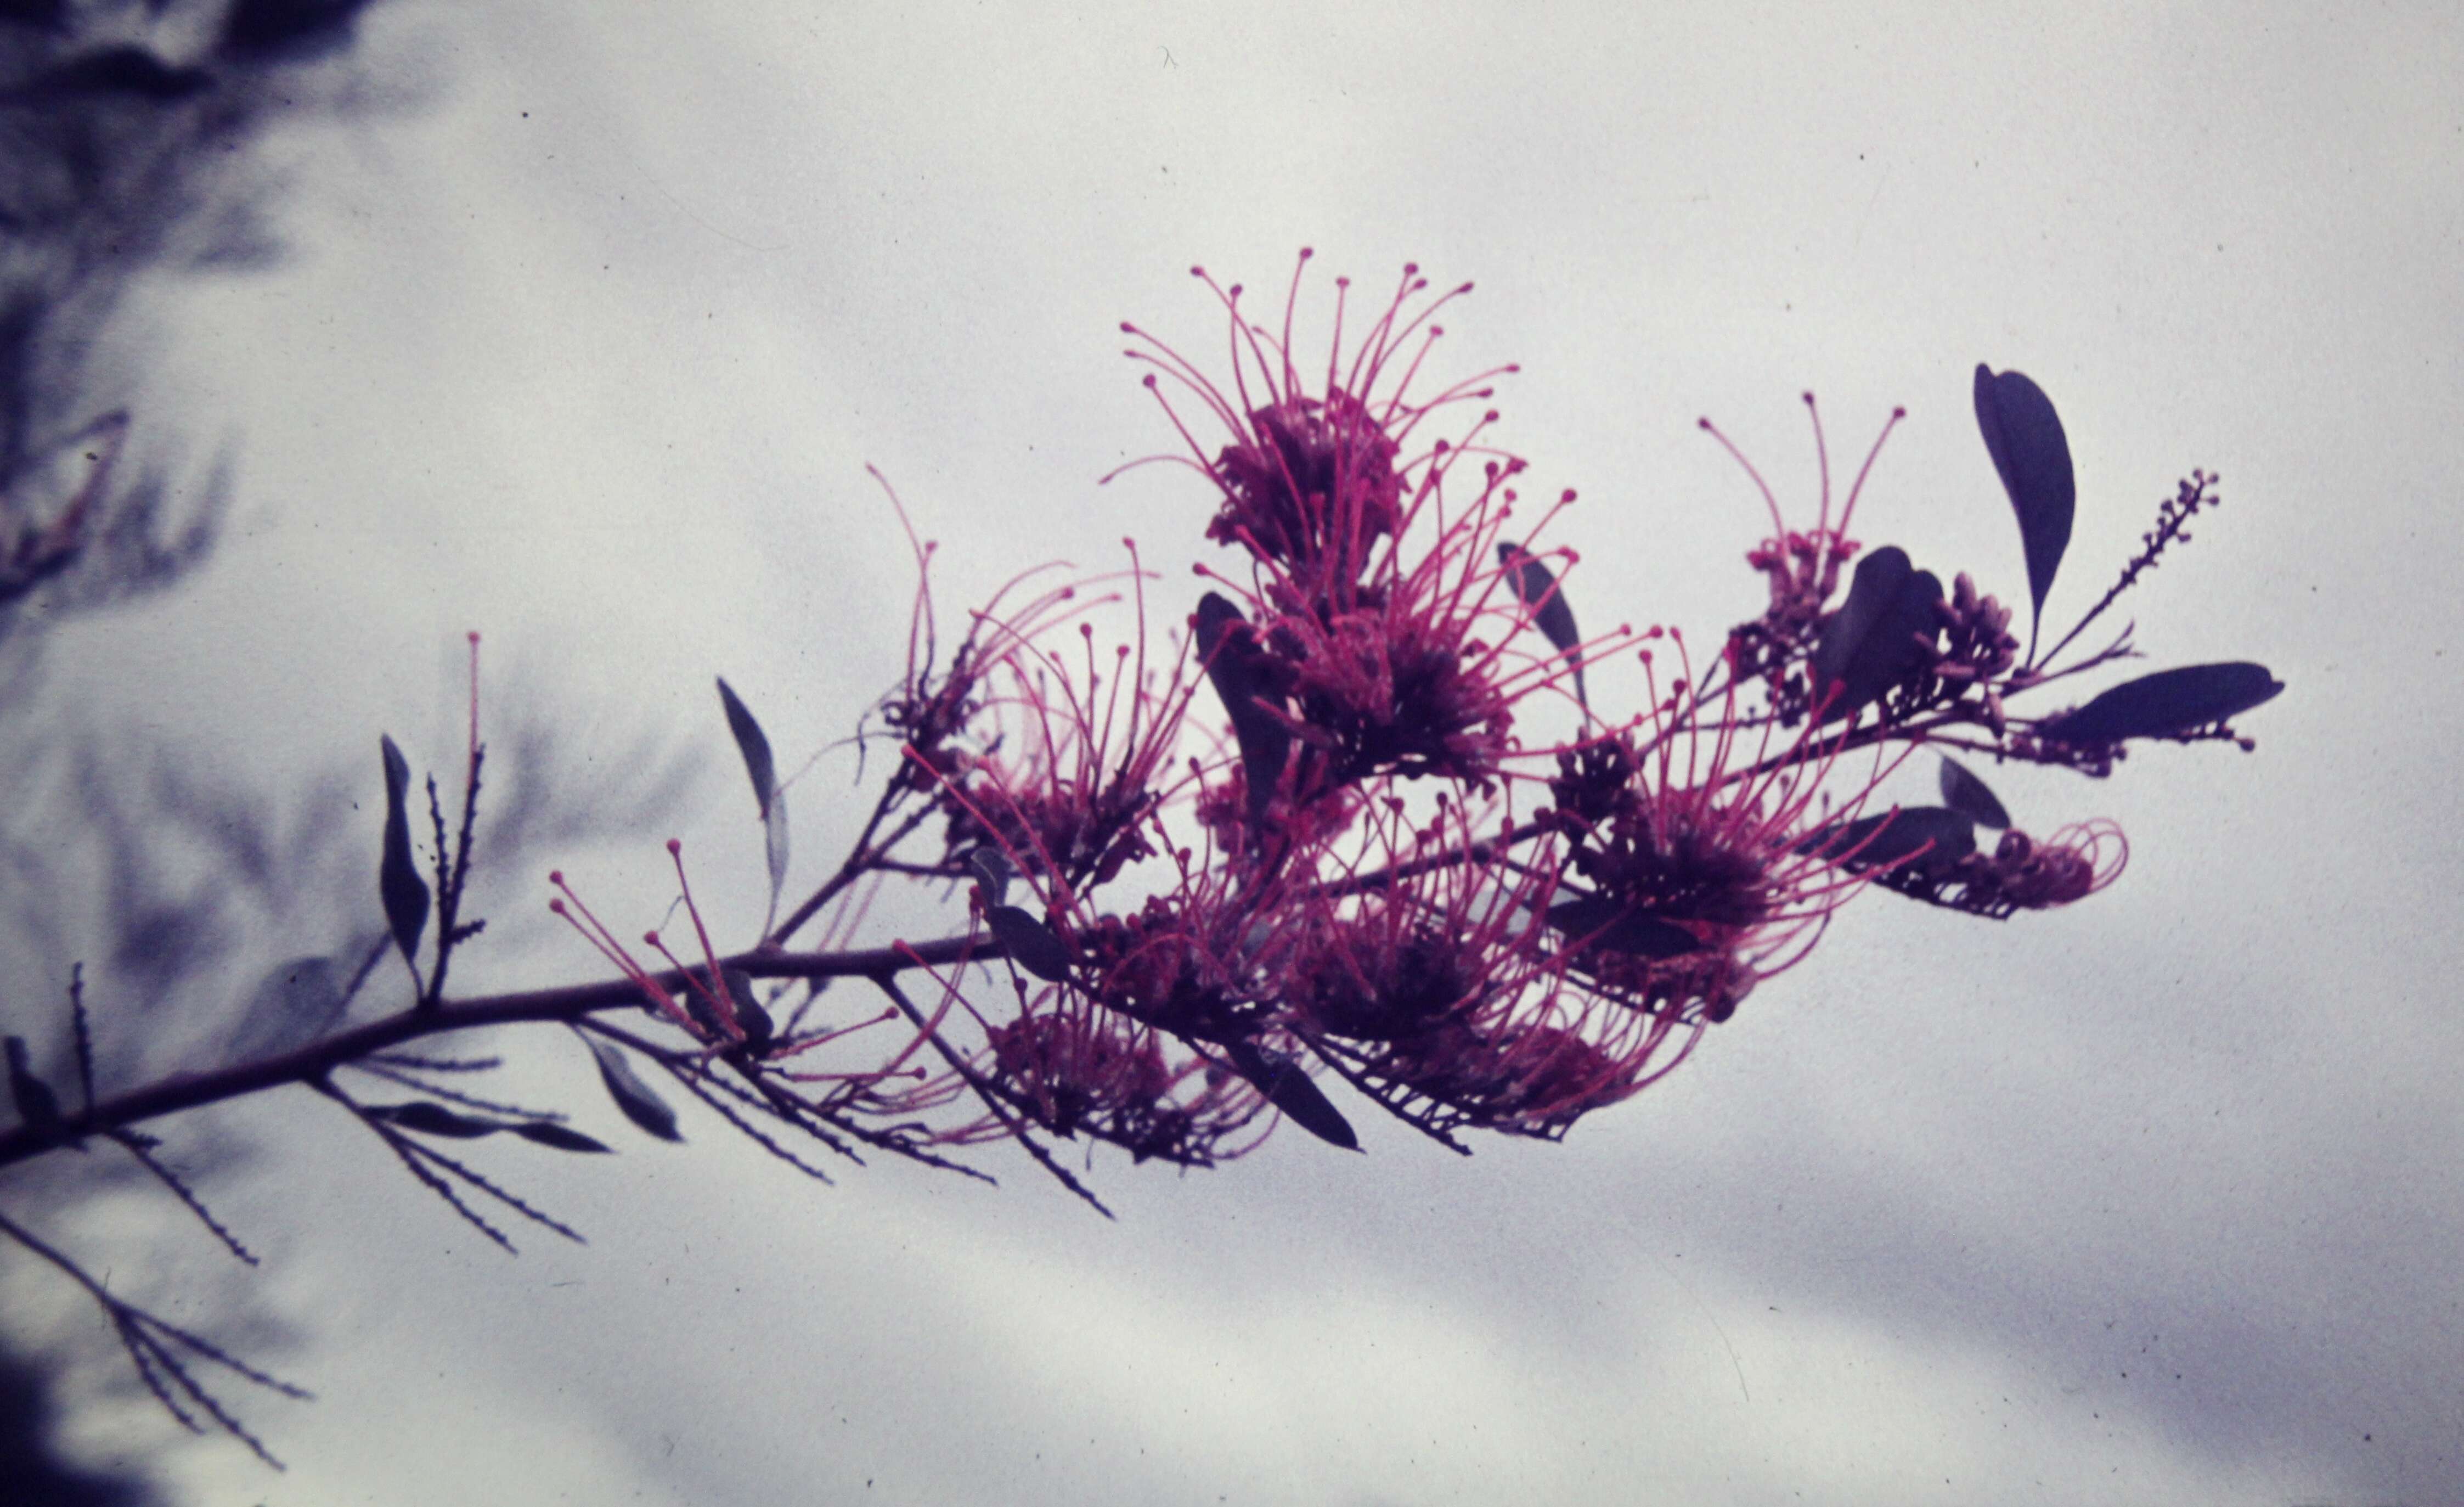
[1937,757,2012,830]
[1546,895,1701,960]
[369,1100,614,1154]
[2037,662,2285,744]
[985,905,1074,983]
[371,1100,498,1138]
[717,678,791,929]
[1974,364,2076,650]
[377,735,430,982]
[588,1037,683,1143]
[1809,547,1943,721]
[1798,806,1978,876]
[1226,1041,1360,1152]
[1194,593,1290,830]
[512,1122,613,1154]
[1497,542,1587,707]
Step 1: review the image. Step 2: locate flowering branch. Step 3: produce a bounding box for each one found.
[1,252,2283,1468]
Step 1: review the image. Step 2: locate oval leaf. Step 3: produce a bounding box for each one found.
[587,1037,682,1143]
[1497,542,1587,707]
[1800,805,1977,875]
[1195,593,1290,829]
[377,735,430,979]
[715,677,777,818]
[1936,757,2012,830]
[1811,548,1943,721]
[1546,895,1701,960]
[376,1100,499,1138]
[2037,662,2285,744]
[1227,1041,1359,1151]
[985,904,1074,983]
[1973,364,2076,643]
[514,1121,613,1154]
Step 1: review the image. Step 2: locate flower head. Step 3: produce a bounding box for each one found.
[1543,634,1897,1025]
[1119,252,1586,810]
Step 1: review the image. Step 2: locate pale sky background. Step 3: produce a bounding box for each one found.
[17,2,2464,1504]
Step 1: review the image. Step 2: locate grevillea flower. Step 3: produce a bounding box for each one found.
[1264,792,1679,1140]
[1707,395,1894,722]
[932,550,1209,897]
[972,987,1270,1166]
[1118,252,1594,813]
[1542,633,1901,1026]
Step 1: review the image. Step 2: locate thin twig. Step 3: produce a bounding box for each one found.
[870,972,1112,1218]
[106,1130,258,1265]
[0,1207,307,1469]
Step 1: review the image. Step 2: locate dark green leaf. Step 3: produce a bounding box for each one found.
[587,1038,682,1143]
[1195,593,1290,829]
[1497,542,1587,707]
[1973,365,2076,645]
[1936,757,2012,830]
[1227,1041,1359,1151]
[1799,806,1977,875]
[377,735,430,979]
[2037,662,2285,744]
[375,1100,499,1138]
[985,905,1073,983]
[513,1122,613,1154]
[1810,548,1944,721]
[1545,896,1701,960]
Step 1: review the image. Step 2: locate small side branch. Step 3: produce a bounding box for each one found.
[0,1207,308,1469]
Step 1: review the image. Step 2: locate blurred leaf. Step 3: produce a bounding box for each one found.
[377,735,430,980]
[512,1122,612,1154]
[1497,542,1586,706]
[16,46,215,101]
[985,905,1073,983]
[1936,757,2012,830]
[1194,593,1290,829]
[1810,547,1943,721]
[587,1038,682,1143]
[372,1100,497,1138]
[965,846,1013,905]
[222,0,378,57]
[1227,1041,1358,1151]
[6,1036,65,1139]
[1973,365,2076,644]
[1800,806,1977,875]
[224,954,348,1064]
[761,795,791,922]
[2037,662,2285,744]
[1545,896,1700,959]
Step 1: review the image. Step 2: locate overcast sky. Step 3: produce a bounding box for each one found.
[28,2,2464,1503]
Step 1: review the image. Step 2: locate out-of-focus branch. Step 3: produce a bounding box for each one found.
[0,934,990,1170]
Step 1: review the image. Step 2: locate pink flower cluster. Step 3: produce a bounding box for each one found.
[563,252,2186,1172]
